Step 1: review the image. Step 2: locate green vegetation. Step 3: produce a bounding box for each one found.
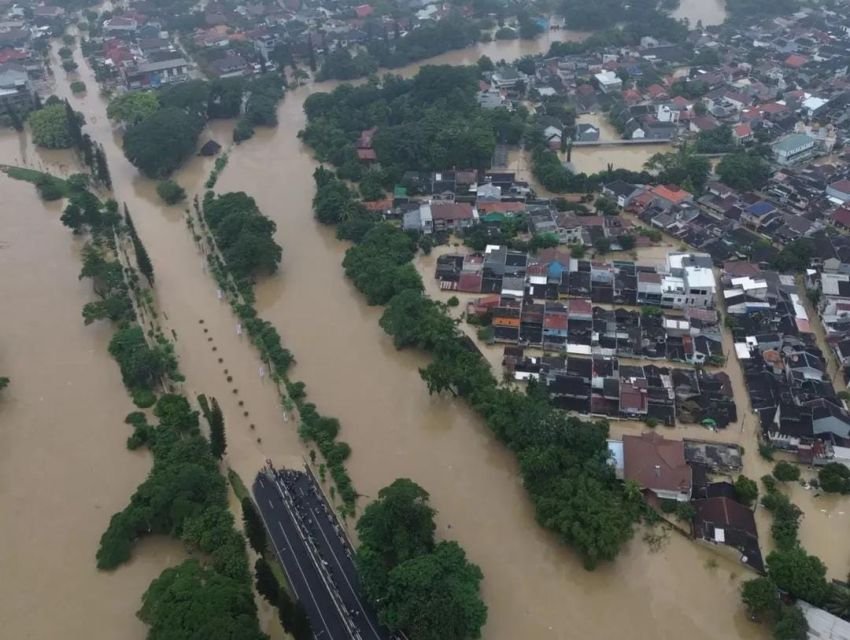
[202,191,282,285]
[357,479,487,639]
[28,102,75,148]
[734,475,759,507]
[70,80,86,94]
[559,0,687,39]
[241,496,267,555]
[312,174,642,569]
[138,559,265,640]
[317,16,482,81]
[773,461,801,483]
[644,145,711,194]
[717,152,772,191]
[302,66,526,182]
[234,74,286,143]
[0,377,8,392]
[1,165,71,200]
[156,179,186,205]
[79,244,135,325]
[771,239,815,273]
[694,125,735,154]
[123,107,203,178]
[107,91,160,127]
[124,206,154,285]
[108,326,179,393]
[818,462,850,494]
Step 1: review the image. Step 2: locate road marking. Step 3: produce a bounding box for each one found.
[311,504,383,640]
[268,498,275,510]
[266,489,339,640]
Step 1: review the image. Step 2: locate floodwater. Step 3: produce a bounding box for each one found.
[673,0,728,27]
[0,21,776,640]
[0,157,186,640]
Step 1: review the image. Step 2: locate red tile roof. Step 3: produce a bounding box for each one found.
[622,432,692,495]
[829,179,850,195]
[651,184,692,205]
[430,202,474,221]
[354,3,373,17]
[476,201,526,214]
[458,272,483,293]
[356,148,377,161]
[734,122,752,138]
[832,206,850,228]
[785,54,808,68]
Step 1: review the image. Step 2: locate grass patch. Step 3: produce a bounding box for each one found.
[228,467,293,595]
[0,165,71,198]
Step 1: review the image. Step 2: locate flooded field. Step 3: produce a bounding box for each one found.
[0,162,186,640]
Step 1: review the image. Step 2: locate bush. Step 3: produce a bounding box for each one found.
[62,60,78,72]
[156,179,186,205]
[734,475,758,507]
[447,296,459,307]
[758,441,775,461]
[818,462,850,494]
[28,103,73,149]
[132,388,157,408]
[773,461,800,483]
[70,81,86,94]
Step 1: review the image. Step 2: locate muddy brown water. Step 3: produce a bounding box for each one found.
[0,12,786,640]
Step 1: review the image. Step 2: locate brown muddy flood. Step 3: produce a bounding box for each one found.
[0,159,185,640]
[0,14,777,637]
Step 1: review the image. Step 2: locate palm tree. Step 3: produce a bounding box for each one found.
[827,586,850,620]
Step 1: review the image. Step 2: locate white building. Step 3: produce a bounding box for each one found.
[594,70,622,94]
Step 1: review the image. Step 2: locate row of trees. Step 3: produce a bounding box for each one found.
[47,170,265,638]
[740,474,850,638]
[311,169,644,570]
[356,479,487,640]
[99,394,266,640]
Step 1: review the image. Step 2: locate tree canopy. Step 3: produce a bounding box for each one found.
[202,191,282,284]
[107,91,160,127]
[28,103,74,148]
[717,152,772,191]
[123,107,203,177]
[139,560,266,640]
[356,479,487,640]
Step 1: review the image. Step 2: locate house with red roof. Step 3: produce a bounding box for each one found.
[622,432,692,502]
[733,122,753,144]
[650,184,693,208]
[785,54,808,69]
[831,206,850,230]
[354,4,373,18]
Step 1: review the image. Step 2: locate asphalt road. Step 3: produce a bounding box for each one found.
[253,468,392,640]
[253,472,349,639]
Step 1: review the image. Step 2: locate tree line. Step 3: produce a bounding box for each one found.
[740,472,850,639]
[32,166,267,638]
[194,183,359,517]
[311,167,644,573]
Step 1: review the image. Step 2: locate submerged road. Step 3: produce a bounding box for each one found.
[252,468,392,640]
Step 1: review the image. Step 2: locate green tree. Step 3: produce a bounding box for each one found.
[766,547,830,606]
[0,377,8,392]
[254,557,280,604]
[208,397,226,459]
[241,496,267,554]
[156,179,186,205]
[124,207,154,285]
[773,461,800,482]
[717,152,771,191]
[138,560,265,640]
[107,325,175,390]
[106,91,159,127]
[123,107,202,178]
[734,475,759,507]
[594,237,611,254]
[381,541,487,640]
[356,479,437,601]
[818,462,850,494]
[290,601,312,640]
[773,605,808,640]
[741,577,780,622]
[827,585,850,619]
[28,103,73,148]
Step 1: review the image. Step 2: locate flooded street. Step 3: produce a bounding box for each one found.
[0,7,786,639]
[674,0,727,26]
[0,161,186,640]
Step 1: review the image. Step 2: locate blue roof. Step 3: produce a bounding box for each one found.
[747,201,776,216]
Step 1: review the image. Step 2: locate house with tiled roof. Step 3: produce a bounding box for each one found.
[622,432,692,502]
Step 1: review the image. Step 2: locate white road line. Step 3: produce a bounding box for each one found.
[268,498,275,510]
[254,485,333,640]
[311,504,383,640]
